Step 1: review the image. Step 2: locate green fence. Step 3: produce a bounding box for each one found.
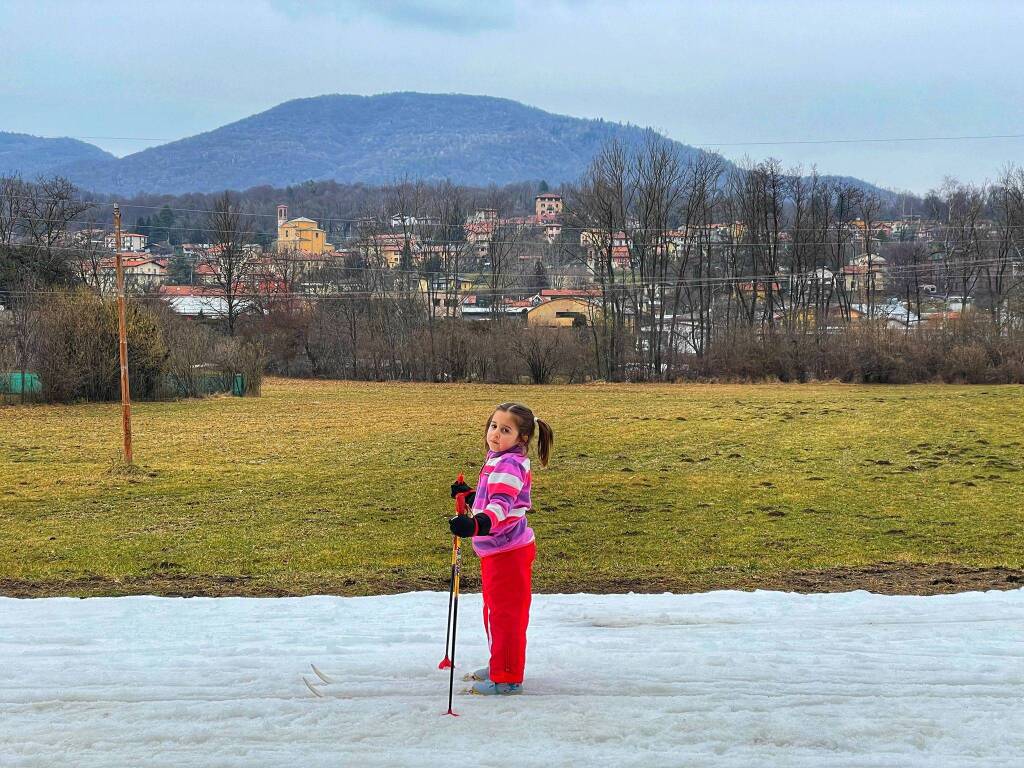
[1,372,42,395]
[2,371,248,401]
[163,372,248,398]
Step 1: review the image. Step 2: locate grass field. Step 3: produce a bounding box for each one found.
[1,378,1023,597]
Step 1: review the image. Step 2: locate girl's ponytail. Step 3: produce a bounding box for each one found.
[536,418,554,468]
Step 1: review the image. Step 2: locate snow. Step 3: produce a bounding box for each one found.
[1,589,1023,767]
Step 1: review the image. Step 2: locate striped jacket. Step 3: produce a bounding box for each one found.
[471,446,535,557]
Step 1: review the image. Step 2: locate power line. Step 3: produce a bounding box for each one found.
[13,236,1022,263]
[8,254,1020,299]
[698,133,1024,148]
[10,203,1024,239]
[42,130,1024,149]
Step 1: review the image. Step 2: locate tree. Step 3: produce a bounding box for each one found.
[564,138,633,380]
[530,260,548,293]
[203,192,256,337]
[512,327,566,384]
[167,251,192,285]
[13,176,91,288]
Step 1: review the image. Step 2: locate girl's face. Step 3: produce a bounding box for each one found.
[487,410,524,453]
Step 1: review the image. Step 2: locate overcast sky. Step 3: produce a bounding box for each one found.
[2,0,1023,193]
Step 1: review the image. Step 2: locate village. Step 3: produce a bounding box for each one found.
[69,190,1017,343]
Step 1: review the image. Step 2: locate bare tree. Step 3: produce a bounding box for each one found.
[203,192,256,337]
[564,139,634,380]
[20,177,92,286]
[512,327,567,384]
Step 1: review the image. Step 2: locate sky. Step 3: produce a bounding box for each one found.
[1,0,1023,194]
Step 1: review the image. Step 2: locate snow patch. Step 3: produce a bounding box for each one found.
[1,589,1022,766]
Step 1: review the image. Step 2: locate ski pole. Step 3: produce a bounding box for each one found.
[445,534,462,716]
[439,474,468,670]
[438,525,459,668]
[443,476,471,717]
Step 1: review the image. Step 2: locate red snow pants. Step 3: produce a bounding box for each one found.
[481,541,536,684]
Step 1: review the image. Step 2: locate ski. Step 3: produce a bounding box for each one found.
[310,663,333,684]
[303,663,333,697]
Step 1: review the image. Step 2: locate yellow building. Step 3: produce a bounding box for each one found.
[526,296,595,327]
[276,204,331,254]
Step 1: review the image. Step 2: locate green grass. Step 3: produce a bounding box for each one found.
[1,379,1022,596]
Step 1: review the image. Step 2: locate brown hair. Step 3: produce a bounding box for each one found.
[484,402,554,467]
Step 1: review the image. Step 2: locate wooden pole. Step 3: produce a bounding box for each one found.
[113,204,133,464]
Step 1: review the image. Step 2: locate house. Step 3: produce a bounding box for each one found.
[851,301,920,329]
[540,220,562,243]
[468,208,498,223]
[534,193,563,218]
[94,255,168,293]
[73,228,106,248]
[842,255,887,296]
[276,205,332,254]
[823,304,866,329]
[158,285,230,318]
[464,221,495,259]
[193,261,220,285]
[945,295,974,313]
[580,230,631,270]
[417,275,476,317]
[362,233,420,269]
[104,232,148,252]
[191,244,264,285]
[390,214,439,229]
[181,243,210,258]
[807,267,836,286]
[737,280,782,300]
[459,295,533,321]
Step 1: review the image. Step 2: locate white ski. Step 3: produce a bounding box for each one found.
[302,675,324,697]
[303,663,333,697]
[310,664,333,684]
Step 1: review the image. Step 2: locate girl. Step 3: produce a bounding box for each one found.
[449,402,553,696]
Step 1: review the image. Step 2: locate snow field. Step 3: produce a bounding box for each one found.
[1,589,1023,767]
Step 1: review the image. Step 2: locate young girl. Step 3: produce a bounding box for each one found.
[449,402,553,696]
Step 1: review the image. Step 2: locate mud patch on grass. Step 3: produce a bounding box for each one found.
[3,562,1023,598]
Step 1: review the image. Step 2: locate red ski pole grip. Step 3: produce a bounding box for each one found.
[454,474,469,515]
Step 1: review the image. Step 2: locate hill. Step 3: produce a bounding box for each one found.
[5,94,897,200]
[56,93,709,194]
[0,131,114,179]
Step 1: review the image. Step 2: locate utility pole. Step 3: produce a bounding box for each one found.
[113,204,133,464]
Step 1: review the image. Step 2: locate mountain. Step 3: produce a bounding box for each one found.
[0,131,114,179]
[5,93,896,201]
[51,93,712,194]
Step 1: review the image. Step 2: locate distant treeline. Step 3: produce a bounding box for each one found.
[3,139,1024,399]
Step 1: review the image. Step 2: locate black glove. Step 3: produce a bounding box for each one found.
[448,513,492,538]
[450,480,473,498]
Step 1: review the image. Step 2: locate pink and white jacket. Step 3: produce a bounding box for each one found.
[471,445,535,558]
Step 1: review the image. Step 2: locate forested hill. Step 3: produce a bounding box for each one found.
[0,132,114,179]
[4,93,896,200]
[30,93,712,194]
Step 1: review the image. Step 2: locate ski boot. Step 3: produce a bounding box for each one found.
[470,680,522,696]
[463,666,490,683]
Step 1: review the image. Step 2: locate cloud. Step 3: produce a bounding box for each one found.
[267,0,513,34]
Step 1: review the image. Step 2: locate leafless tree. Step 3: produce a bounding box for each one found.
[203,192,256,337]
[512,327,567,384]
[564,138,634,380]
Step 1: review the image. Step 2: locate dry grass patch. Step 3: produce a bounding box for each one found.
[1,379,1023,596]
